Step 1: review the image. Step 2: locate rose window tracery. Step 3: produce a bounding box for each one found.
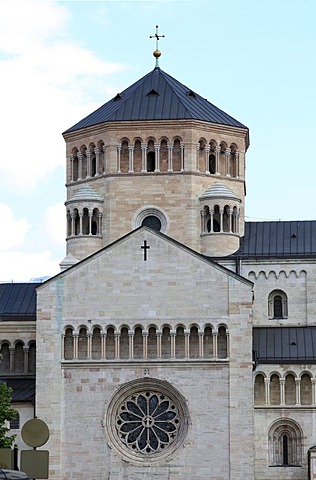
[105,378,189,462]
[116,391,180,454]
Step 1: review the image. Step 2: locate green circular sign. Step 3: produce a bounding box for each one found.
[21,418,50,448]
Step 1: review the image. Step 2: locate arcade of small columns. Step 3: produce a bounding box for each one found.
[254,372,316,406]
[62,325,229,361]
[66,207,103,237]
[200,204,240,234]
[67,138,243,182]
[0,341,36,374]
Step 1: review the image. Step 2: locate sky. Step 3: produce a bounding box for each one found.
[0,0,315,282]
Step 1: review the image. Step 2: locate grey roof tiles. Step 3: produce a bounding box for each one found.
[64,67,247,133]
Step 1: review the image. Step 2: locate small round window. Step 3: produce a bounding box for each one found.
[141,215,161,231]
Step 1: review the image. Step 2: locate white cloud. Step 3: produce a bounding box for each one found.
[0,203,29,250]
[0,1,125,192]
[0,250,60,283]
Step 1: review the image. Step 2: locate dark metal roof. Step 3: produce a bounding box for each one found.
[0,378,35,402]
[253,327,316,364]
[64,67,247,134]
[239,221,316,258]
[0,283,39,320]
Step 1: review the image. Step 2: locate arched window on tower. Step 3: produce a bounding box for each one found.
[161,326,171,359]
[72,150,79,181]
[121,140,129,173]
[189,326,199,358]
[254,373,265,406]
[173,138,181,172]
[209,141,216,174]
[90,148,96,177]
[82,208,89,235]
[229,144,238,177]
[300,372,312,405]
[147,326,157,359]
[134,140,142,172]
[218,326,228,358]
[232,206,238,233]
[91,208,99,235]
[120,327,129,359]
[268,290,288,319]
[74,209,80,235]
[223,205,230,232]
[81,148,87,179]
[92,327,101,359]
[219,142,227,175]
[213,205,221,232]
[78,327,88,360]
[268,419,303,466]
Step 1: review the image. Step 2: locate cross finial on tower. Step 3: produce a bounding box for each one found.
[150,25,165,67]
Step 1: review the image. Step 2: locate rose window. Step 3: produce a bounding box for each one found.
[116,391,180,454]
[105,378,189,461]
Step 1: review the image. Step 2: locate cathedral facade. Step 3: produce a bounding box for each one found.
[1,54,316,480]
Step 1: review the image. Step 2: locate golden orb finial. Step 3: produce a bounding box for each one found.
[153,49,161,58]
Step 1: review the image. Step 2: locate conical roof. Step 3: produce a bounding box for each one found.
[64,67,247,134]
[66,185,103,204]
[199,182,241,201]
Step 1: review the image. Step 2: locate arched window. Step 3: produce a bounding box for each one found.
[133,326,143,359]
[270,374,281,405]
[189,326,199,358]
[175,326,185,358]
[232,206,238,233]
[285,373,296,405]
[106,327,115,359]
[209,141,216,174]
[92,327,101,359]
[134,140,142,172]
[74,208,80,235]
[300,372,312,405]
[268,419,303,466]
[141,215,161,231]
[254,373,265,406]
[229,144,237,177]
[91,208,99,235]
[0,343,10,373]
[120,327,129,359]
[78,327,88,360]
[203,326,213,358]
[81,148,87,179]
[173,138,181,172]
[64,328,74,360]
[223,205,230,232]
[213,205,220,232]
[219,142,227,175]
[10,411,20,430]
[161,326,171,359]
[147,151,155,172]
[147,326,157,359]
[121,140,129,173]
[82,208,89,235]
[268,290,288,319]
[218,326,228,358]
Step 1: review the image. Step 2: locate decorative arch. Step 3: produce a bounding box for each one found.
[268,418,303,466]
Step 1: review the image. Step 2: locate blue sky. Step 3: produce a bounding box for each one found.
[0,0,315,281]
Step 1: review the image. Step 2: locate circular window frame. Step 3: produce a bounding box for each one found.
[133,206,169,234]
[104,378,189,463]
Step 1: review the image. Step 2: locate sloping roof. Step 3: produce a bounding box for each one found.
[253,327,316,363]
[0,378,35,402]
[0,283,39,320]
[199,182,241,201]
[64,67,247,134]
[238,221,316,258]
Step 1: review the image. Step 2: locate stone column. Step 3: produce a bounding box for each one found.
[225,148,231,176]
[86,151,91,178]
[225,331,230,358]
[128,145,134,172]
[142,332,148,359]
[215,146,220,175]
[61,334,65,360]
[280,378,285,405]
[23,346,29,373]
[73,333,79,359]
[70,155,74,182]
[170,331,176,359]
[141,143,147,172]
[101,333,107,359]
[77,152,83,180]
[184,329,190,358]
[219,207,224,232]
[167,143,173,172]
[295,378,301,405]
[312,378,316,405]
[117,145,122,173]
[213,332,218,359]
[180,143,185,171]
[196,144,200,172]
[198,331,204,358]
[89,211,93,235]
[79,211,83,235]
[114,332,120,359]
[157,331,162,358]
[205,146,210,173]
[128,332,134,359]
[154,143,160,172]
[264,378,271,405]
[94,147,100,176]
[9,347,15,372]
[87,333,93,359]
[236,151,240,178]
